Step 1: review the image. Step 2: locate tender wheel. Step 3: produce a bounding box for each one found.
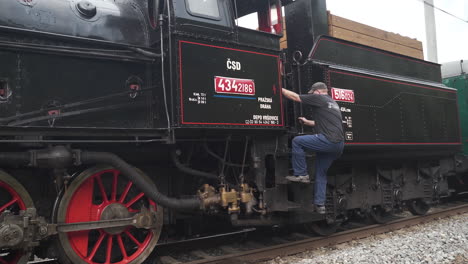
[407,199,430,216]
[0,170,33,264]
[368,206,392,224]
[305,220,338,236]
[56,166,163,264]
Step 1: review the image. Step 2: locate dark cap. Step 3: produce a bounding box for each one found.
[308,82,328,94]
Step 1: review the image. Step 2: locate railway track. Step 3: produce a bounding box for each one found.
[151,201,468,264]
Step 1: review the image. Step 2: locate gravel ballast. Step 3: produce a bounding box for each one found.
[263,213,468,264]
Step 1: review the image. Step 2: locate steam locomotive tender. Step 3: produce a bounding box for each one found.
[0,0,466,263]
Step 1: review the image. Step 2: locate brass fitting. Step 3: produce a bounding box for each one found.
[220,187,240,214]
[239,183,253,204]
[220,187,238,207]
[228,203,240,214]
[198,184,255,214]
[198,184,220,209]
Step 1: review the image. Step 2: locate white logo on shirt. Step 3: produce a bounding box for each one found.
[328,102,340,111]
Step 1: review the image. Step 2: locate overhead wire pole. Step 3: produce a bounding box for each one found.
[424,0,438,63]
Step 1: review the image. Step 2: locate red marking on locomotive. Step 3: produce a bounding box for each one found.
[48,110,60,116]
[331,87,355,103]
[130,84,140,91]
[214,76,255,96]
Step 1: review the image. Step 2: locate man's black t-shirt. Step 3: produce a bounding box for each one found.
[299,94,344,143]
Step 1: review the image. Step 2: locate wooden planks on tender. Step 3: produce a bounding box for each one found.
[280,12,424,60]
[328,13,423,59]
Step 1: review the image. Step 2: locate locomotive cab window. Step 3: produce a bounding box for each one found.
[235,0,283,35]
[185,0,221,20]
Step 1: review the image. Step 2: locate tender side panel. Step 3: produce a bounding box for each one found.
[309,36,441,83]
[178,41,283,127]
[329,70,460,145]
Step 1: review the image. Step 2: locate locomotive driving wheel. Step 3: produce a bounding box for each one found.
[0,170,34,264]
[368,206,392,224]
[305,220,338,236]
[407,199,430,216]
[56,166,163,264]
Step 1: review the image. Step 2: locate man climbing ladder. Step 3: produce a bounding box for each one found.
[282,82,345,214]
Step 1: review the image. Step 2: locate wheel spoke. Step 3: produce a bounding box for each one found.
[124,230,142,247]
[105,235,113,264]
[96,175,109,203]
[125,192,145,208]
[119,182,133,203]
[0,198,18,213]
[86,233,106,261]
[117,235,128,259]
[111,171,119,202]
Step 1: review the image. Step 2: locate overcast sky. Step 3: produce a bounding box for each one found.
[326,0,468,64]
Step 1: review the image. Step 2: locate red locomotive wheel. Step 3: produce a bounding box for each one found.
[0,170,34,264]
[56,166,163,264]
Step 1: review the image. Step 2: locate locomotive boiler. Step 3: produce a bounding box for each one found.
[0,0,466,263]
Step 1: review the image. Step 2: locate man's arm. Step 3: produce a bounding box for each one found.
[298,117,315,127]
[282,88,302,102]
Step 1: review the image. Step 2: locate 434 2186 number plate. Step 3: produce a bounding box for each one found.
[214,76,255,96]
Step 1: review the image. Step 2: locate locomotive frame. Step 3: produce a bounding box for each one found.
[0,0,466,263]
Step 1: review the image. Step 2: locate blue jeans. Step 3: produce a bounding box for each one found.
[292,134,344,205]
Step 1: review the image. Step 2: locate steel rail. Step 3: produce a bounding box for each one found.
[182,203,468,264]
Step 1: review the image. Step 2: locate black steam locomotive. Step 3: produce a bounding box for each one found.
[0,0,466,263]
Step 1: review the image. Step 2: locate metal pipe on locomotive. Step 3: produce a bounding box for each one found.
[0,0,466,263]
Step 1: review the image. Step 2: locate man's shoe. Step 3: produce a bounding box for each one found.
[315,204,326,214]
[285,175,310,183]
